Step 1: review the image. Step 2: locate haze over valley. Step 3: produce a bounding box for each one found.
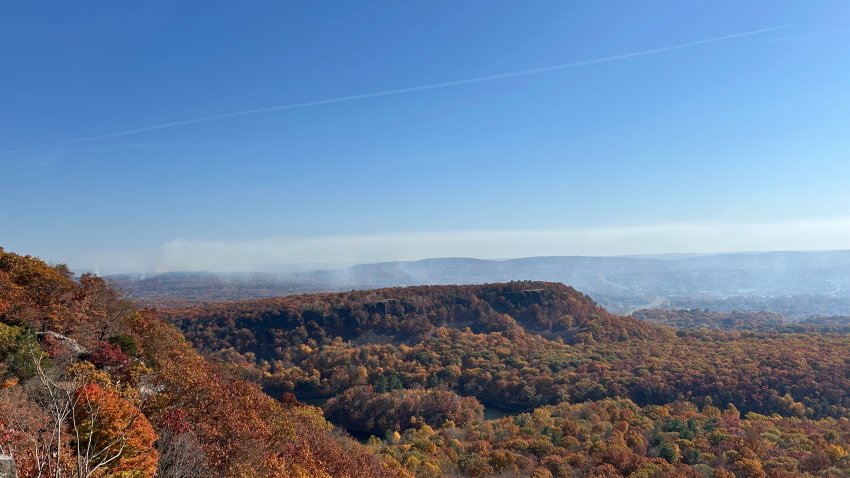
[111,250,850,317]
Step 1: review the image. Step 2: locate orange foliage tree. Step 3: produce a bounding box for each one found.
[73,383,158,478]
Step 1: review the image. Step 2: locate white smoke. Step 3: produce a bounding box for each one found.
[157,217,850,272]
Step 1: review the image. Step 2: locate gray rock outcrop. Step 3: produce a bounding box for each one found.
[37,331,88,356]
[0,455,16,478]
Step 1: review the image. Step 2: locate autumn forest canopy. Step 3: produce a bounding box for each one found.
[4,246,850,477]
[0,247,400,478]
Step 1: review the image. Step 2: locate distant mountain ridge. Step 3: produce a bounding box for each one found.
[110,250,850,316]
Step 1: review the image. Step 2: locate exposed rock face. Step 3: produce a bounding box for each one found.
[37,330,88,356]
[507,289,549,306]
[373,299,401,316]
[0,455,16,478]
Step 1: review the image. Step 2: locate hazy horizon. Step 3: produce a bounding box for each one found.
[16,217,850,274]
[63,242,850,276]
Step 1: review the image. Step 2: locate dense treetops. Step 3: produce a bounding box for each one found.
[376,397,850,477]
[164,281,659,352]
[0,248,404,478]
[323,386,484,436]
[634,308,850,333]
[164,283,850,418]
[7,246,850,477]
[163,279,850,476]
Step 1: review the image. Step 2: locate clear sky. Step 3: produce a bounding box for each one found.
[2,1,849,273]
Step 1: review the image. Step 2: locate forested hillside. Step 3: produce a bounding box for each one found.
[7,248,850,477]
[0,248,403,478]
[633,308,850,333]
[164,282,850,476]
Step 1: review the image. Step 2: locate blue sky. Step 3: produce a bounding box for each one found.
[2,1,849,272]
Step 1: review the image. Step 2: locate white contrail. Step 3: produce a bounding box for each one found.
[1,25,791,157]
